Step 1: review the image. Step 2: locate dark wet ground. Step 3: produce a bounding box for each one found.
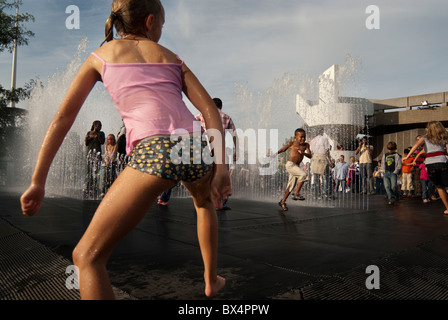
[1,186,448,306]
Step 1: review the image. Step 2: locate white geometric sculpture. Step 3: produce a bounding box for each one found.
[296,64,374,157]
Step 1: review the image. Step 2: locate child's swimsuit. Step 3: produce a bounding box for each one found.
[91,52,212,182]
[128,135,212,182]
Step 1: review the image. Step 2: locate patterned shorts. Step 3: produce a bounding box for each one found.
[128,135,213,182]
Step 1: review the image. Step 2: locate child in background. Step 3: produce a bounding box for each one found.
[276,128,311,211]
[102,133,118,196]
[381,141,402,205]
[405,121,448,214]
[401,148,414,197]
[419,163,433,203]
[20,0,231,299]
[346,156,356,193]
[374,160,385,195]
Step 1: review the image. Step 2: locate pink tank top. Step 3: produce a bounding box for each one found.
[91,52,199,156]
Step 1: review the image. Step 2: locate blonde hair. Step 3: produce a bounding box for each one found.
[101,0,163,45]
[106,134,116,145]
[425,121,448,145]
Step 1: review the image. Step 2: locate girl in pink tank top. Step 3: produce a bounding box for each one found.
[20,0,229,300]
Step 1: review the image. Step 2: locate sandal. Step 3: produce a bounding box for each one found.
[292,194,305,201]
[278,201,288,211]
[157,199,168,206]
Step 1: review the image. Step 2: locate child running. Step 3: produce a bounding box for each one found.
[20,0,231,299]
[404,121,448,214]
[276,128,311,211]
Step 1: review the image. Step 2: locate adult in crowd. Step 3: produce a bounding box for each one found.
[356,136,374,195]
[309,129,331,199]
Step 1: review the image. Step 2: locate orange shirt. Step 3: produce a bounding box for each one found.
[402,157,414,173]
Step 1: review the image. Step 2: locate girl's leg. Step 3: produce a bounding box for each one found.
[435,187,448,213]
[182,171,225,297]
[72,167,177,299]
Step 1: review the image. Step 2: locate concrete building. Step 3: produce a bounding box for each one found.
[296,63,448,161]
[368,92,448,160]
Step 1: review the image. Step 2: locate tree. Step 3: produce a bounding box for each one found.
[0,0,35,184]
[0,0,35,108]
[0,0,35,53]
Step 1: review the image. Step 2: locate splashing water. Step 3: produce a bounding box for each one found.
[232,54,371,209]
[23,38,123,198]
[20,41,370,210]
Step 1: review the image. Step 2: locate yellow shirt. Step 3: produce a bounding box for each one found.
[359,145,373,164]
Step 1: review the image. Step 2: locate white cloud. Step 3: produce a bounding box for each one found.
[1,0,448,141]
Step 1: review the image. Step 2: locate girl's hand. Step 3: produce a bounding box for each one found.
[20,184,45,217]
[211,166,232,209]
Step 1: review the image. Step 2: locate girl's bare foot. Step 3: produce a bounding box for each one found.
[205,275,226,297]
[444,210,448,215]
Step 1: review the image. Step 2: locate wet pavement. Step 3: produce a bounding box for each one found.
[1,186,448,303]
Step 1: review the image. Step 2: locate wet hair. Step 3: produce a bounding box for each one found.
[294,128,306,136]
[101,0,163,45]
[425,121,448,145]
[213,98,222,109]
[387,141,397,151]
[90,120,102,131]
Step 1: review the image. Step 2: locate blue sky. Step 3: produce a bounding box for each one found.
[1,0,448,141]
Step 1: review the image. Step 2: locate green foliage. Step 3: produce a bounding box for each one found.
[0,0,36,108]
[0,0,35,53]
[0,0,35,162]
[0,83,32,108]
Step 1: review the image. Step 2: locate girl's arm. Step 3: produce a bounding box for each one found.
[181,64,225,164]
[404,138,425,160]
[181,64,231,208]
[20,56,101,216]
[411,149,425,165]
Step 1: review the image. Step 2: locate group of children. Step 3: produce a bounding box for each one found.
[276,122,448,212]
[397,145,433,203]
